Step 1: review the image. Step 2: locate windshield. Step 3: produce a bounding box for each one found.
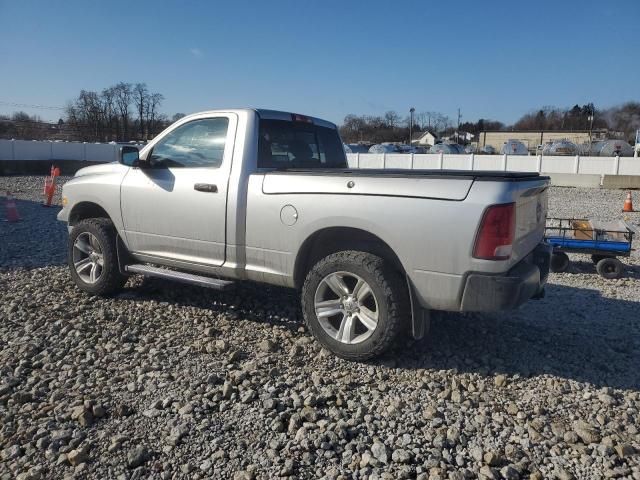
[258,119,347,169]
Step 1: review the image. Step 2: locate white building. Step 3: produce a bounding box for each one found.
[442,131,474,143]
[411,130,438,146]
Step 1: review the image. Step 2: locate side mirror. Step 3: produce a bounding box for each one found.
[120,146,142,167]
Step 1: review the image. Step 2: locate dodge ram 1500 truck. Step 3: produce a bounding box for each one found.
[58,109,551,360]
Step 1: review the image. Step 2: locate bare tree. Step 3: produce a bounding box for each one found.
[384,111,401,129]
[10,111,44,140]
[78,90,103,140]
[114,82,132,140]
[146,92,164,137]
[413,111,449,132]
[3,81,171,142]
[601,102,640,141]
[101,87,117,141]
[133,83,149,139]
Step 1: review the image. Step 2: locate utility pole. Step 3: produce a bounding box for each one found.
[587,106,594,156]
[409,107,415,146]
[456,108,462,144]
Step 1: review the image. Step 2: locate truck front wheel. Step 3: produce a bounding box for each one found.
[68,218,127,296]
[301,251,408,361]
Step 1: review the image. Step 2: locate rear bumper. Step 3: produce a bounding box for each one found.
[460,242,552,312]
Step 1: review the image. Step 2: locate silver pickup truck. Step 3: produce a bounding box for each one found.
[58,109,551,360]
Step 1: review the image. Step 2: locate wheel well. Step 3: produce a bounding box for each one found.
[293,227,406,289]
[69,202,111,226]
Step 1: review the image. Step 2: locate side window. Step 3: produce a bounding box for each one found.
[149,118,229,168]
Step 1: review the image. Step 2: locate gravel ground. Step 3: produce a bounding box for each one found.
[1,177,640,480]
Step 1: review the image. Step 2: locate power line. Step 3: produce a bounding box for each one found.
[0,117,167,130]
[0,100,65,111]
[0,118,80,128]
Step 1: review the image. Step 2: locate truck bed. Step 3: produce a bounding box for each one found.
[269,168,548,182]
[263,169,549,202]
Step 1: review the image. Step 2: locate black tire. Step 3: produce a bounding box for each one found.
[301,251,409,361]
[591,255,608,264]
[550,252,570,273]
[68,218,127,296]
[596,257,624,279]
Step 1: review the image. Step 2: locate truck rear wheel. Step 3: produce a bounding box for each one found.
[301,251,408,361]
[68,218,127,296]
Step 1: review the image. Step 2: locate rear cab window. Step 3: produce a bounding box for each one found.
[258,117,347,169]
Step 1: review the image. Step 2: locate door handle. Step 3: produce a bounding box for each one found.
[194,183,218,193]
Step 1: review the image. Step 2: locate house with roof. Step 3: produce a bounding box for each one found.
[411,130,438,146]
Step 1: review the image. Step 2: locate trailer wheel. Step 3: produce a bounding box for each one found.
[596,257,624,279]
[550,252,570,273]
[591,255,608,264]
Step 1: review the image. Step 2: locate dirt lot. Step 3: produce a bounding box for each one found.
[1,176,639,480]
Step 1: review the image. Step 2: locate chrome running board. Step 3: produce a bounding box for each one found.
[125,264,234,290]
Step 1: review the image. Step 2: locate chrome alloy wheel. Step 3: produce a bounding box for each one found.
[314,271,379,345]
[72,232,104,284]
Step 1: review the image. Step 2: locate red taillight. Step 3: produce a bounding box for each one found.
[473,203,515,260]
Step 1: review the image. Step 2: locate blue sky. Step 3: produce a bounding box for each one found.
[0,0,638,125]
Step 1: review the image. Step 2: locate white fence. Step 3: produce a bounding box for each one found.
[0,139,122,163]
[346,153,640,176]
[1,139,639,176]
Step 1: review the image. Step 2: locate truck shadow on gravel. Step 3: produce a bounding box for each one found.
[402,282,640,392]
[0,198,67,268]
[131,277,639,392]
[130,276,304,332]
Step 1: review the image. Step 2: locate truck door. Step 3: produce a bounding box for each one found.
[120,114,237,267]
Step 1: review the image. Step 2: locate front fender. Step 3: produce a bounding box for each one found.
[57,164,128,233]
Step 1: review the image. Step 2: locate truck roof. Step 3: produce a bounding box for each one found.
[179,108,338,130]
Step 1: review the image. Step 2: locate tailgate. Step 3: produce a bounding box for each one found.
[511,180,549,263]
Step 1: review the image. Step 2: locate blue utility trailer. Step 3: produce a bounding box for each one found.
[544,218,634,279]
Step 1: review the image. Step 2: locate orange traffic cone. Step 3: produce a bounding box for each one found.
[42,165,61,207]
[5,192,21,222]
[622,191,634,212]
[43,176,54,207]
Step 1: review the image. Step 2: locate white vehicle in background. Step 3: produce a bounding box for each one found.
[429,143,464,154]
[368,143,401,154]
[397,144,429,154]
[501,139,529,155]
[408,146,429,154]
[480,145,497,155]
[590,140,635,157]
[541,140,578,156]
[346,144,371,154]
